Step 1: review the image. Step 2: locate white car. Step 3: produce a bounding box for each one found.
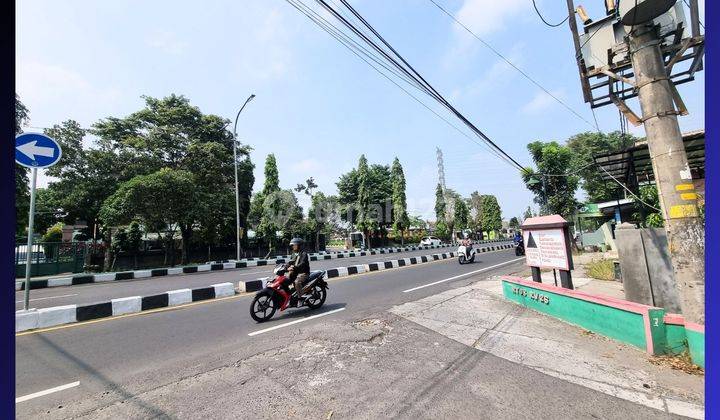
[420,236,442,246]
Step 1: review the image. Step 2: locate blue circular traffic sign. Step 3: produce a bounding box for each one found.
[15,133,63,169]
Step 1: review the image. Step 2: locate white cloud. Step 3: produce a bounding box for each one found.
[16,59,122,127]
[521,89,565,114]
[237,7,295,81]
[147,30,187,55]
[443,0,528,68]
[451,43,525,101]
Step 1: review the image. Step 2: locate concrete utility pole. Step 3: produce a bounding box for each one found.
[629,23,705,324]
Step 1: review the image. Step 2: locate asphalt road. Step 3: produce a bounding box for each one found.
[15,243,509,310]
[15,249,675,419]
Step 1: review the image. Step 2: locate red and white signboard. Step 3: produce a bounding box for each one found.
[523,228,570,271]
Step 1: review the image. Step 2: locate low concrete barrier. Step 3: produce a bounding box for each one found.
[15,282,237,333]
[18,242,507,291]
[501,276,705,368]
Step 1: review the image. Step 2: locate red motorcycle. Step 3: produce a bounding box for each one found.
[249,264,328,322]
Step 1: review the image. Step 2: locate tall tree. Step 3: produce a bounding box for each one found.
[522,141,579,219]
[15,96,30,236]
[566,131,636,202]
[453,196,470,232]
[355,155,375,249]
[262,154,280,196]
[480,195,502,237]
[91,94,253,261]
[100,168,197,265]
[508,217,520,230]
[336,160,392,244]
[390,157,409,245]
[434,183,448,240]
[468,191,486,233]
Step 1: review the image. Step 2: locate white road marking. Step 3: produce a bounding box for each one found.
[402,257,526,293]
[16,381,80,403]
[15,294,78,304]
[248,307,346,336]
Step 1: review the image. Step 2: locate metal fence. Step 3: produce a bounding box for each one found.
[15,241,87,278]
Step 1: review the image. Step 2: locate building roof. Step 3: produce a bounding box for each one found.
[593,130,705,185]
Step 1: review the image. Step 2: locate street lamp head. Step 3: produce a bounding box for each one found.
[248,94,256,101]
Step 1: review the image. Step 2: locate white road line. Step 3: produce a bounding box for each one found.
[248,307,346,337]
[16,381,80,403]
[402,257,526,293]
[15,294,78,304]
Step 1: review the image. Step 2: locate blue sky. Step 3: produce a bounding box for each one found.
[16,0,705,221]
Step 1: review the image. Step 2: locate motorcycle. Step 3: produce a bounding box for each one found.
[250,264,328,322]
[457,244,476,264]
[514,239,525,256]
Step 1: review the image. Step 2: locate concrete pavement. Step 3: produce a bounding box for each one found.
[16,249,695,419]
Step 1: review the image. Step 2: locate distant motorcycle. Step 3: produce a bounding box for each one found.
[514,239,525,256]
[457,244,476,264]
[249,264,328,322]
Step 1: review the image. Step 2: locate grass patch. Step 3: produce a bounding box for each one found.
[586,258,615,281]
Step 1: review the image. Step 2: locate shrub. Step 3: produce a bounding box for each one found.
[586,258,615,281]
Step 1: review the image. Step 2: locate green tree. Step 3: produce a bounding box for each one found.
[522,141,579,218]
[91,94,253,262]
[44,120,86,178]
[110,228,129,270]
[355,155,375,249]
[523,206,535,221]
[262,154,280,196]
[434,183,445,222]
[566,131,635,202]
[480,195,502,237]
[100,168,197,265]
[508,217,520,230]
[42,222,64,243]
[468,192,486,233]
[257,190,304,256]
[127,221,143,268]
[454,197,470,231]
[336,159,393,246]
[15,96,31,236]
[390,158,409,245]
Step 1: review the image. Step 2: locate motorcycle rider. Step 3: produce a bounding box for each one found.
[461,233,472,258]
[287,237,310,306]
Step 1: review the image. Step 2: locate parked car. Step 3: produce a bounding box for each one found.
[420,236,442,246]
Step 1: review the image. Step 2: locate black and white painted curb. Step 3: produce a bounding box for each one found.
[15,283,235,332]
[238,243,515,292]
[16,240,509,291]
[15,243,515,332]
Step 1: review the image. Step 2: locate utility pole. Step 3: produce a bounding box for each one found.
[629,23,705,324]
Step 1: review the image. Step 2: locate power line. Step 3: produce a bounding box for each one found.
[427,0,600,132]
[531,0,569,27]
[287,0,525,170]
[284,0,507,162]
[326,0,526,170]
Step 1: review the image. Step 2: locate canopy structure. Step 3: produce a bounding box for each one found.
[593,130,705,191]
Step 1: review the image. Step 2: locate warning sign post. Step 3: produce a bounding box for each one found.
[521,215,574,289]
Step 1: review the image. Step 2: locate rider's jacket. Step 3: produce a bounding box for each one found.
[289,250,310,276]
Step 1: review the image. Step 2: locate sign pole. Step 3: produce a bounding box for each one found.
[23,167,38,311]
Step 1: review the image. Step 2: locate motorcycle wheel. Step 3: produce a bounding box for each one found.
[250,291,277,322]
[305,285,327,310]
[458,255,466,265]
[515,247,522,256]
[469,254,475,263]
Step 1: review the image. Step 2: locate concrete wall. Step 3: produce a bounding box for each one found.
[614,226,682,313]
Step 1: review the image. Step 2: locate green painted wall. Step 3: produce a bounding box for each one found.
[686,329,705,369]
[663,324,687,355]
[502,281,652,351]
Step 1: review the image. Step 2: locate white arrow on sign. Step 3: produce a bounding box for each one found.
[17,141,55,161]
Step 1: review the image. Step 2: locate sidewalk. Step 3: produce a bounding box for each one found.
[389,277,704,419]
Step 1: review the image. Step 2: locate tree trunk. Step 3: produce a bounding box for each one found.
[102,229,112,272]
[180,226,192,265]
[400,229,404,246]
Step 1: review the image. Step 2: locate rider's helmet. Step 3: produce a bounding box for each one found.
[290,237,305,248]
[463,232,469,239]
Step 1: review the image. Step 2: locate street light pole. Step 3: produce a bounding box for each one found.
[232,94,255,261]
